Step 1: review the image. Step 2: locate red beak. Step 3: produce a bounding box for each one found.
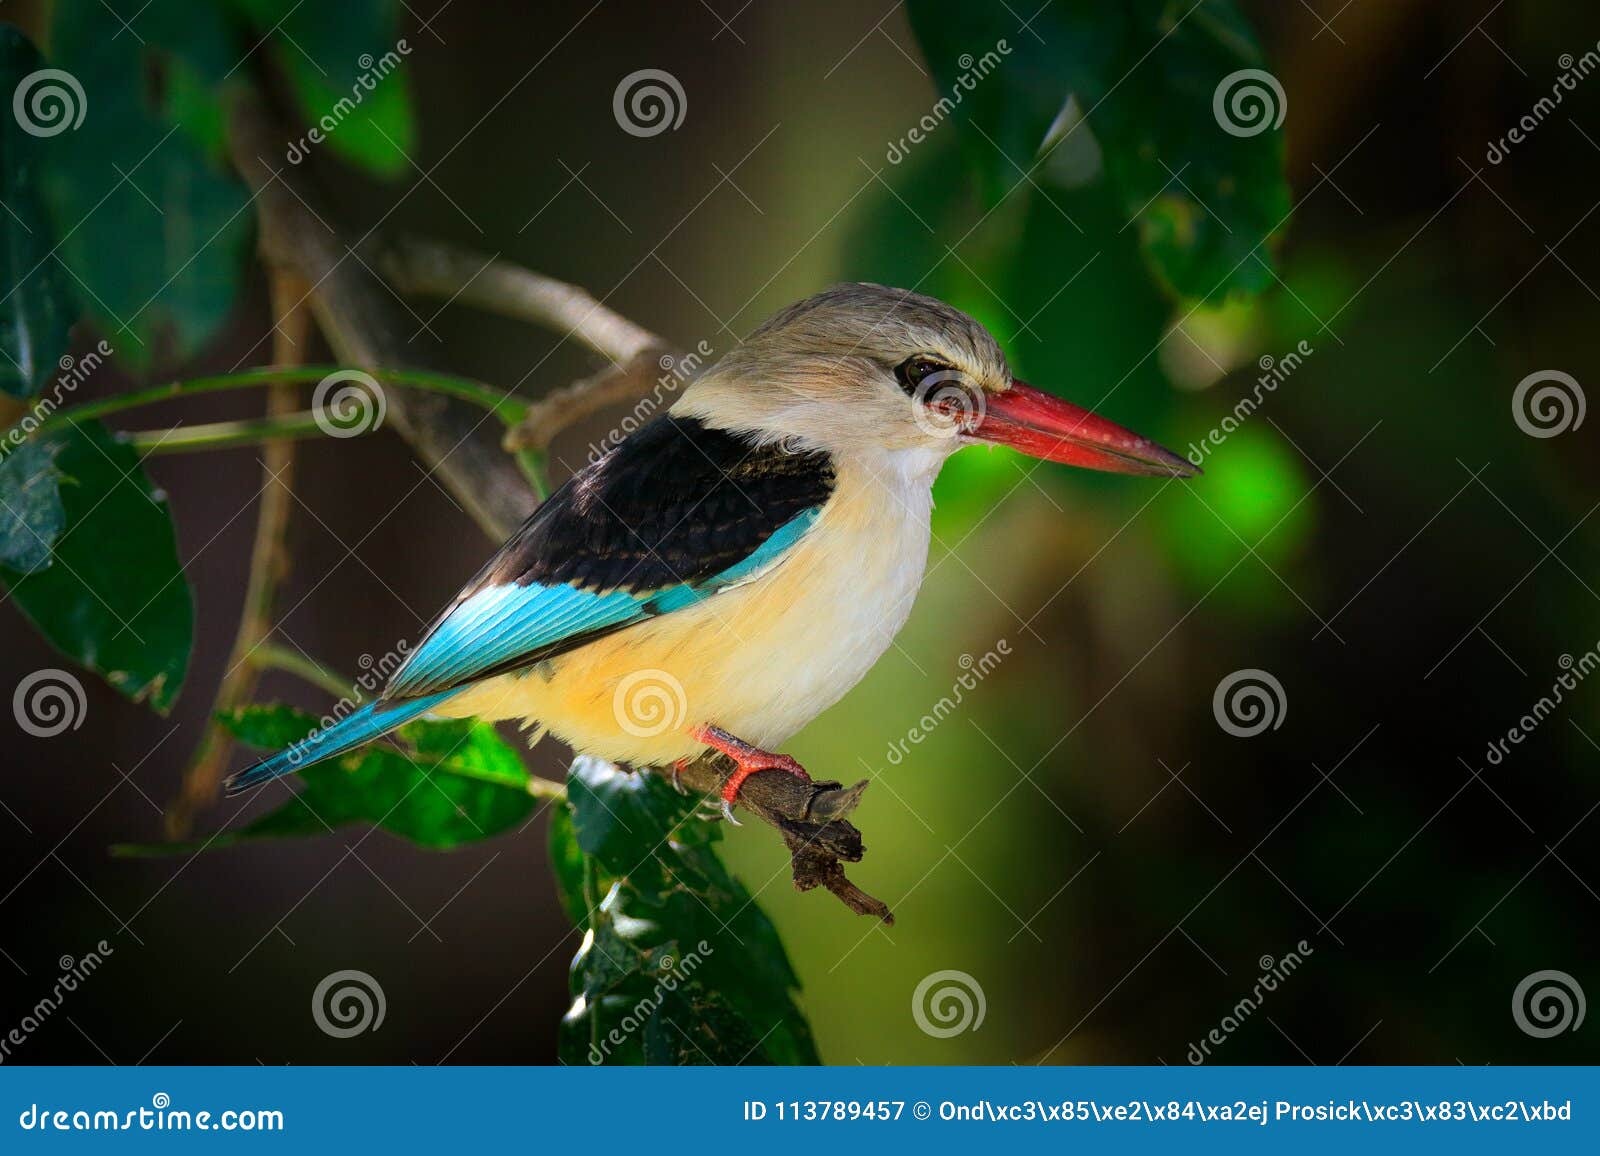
[967,380,1199,477]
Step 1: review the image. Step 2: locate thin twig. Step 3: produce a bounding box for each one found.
[370,239,682,461]
[252,642,351,698]
[124,411,334,455]
[373,237,663,365]
[504,351,675,455]
[673,754,892,923]
[27,365,525,442]
[166,271,309,837]
[227,88,538,540]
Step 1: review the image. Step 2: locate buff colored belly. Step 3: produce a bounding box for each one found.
[437,461,932,767]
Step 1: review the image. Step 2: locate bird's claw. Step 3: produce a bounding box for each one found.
[720,798,742,826]
[669,761,689,795]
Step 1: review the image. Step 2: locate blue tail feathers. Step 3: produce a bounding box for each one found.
[223,690,459,796]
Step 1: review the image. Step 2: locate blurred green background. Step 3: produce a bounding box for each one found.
[1,0,1597,1064]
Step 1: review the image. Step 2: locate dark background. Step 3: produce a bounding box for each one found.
[2,0,1597,1064]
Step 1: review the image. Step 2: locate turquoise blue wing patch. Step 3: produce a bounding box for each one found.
[385,508,821,700]
[645,507,819,614]
[387,583,649,698]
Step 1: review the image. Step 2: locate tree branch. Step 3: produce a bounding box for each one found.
[225,89,537,541]
[503,350,674,456]
[371,236,664,365]
[673,754,893,924]
[367,237,680,460]
[166,270,308,836]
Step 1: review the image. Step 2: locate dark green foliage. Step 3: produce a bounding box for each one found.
[229,0,417,177]
[0,419,192,710]
[552,757,820,1065]
[0,28,78,398]
[42,0,254,367]
[115,704,542,854]
[907,0,1290,299]
[0,439,64,573]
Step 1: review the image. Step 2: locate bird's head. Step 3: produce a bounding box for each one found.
[674,282,1196,479]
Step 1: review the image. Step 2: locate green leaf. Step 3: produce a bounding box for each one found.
[557,757,819,1066]
[1,419,192,710]
[43,0,254,367]
[906,0,1290,300]
[546,805,590,929]
[0,440,65,572]
[116,704,544,855]
[217,701,324,749]
[233,0,417,178]
[568,751,705,869]
[0,27,79,398]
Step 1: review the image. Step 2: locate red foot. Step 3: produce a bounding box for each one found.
[691,725,812,804]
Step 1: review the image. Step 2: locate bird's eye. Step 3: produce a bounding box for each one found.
[894,356,950,396]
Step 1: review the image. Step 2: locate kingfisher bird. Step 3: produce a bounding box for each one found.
[225,284,1196,814]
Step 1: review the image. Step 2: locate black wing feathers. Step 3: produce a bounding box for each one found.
[479,416,835,594]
